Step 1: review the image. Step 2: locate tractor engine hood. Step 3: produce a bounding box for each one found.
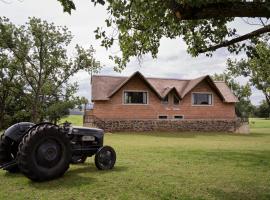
[71,126,104,137]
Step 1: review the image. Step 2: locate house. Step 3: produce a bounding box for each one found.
[84,71,245,132]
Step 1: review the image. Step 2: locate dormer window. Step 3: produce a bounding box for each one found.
[162,95,169,104]
[173,95,180,105]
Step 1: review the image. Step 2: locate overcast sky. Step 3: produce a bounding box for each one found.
[0,0,265,105]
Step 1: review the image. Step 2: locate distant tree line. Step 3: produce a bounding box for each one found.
[0,17,101,129]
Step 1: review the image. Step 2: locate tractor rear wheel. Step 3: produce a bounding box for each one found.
[95,146,116,170]
[71,155,87,164]
[0,134,19,173]
[17,124,71,181]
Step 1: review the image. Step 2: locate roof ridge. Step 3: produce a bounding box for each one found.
[147,77,190,81]
[92,74,128,78]
[93,74,191,81]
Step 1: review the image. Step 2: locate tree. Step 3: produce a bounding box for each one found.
[0,17,101,123]
[212,73,253,117]
[0,52,30,129]
[254,100,270,118]
[55,0,270,70]
[227,38,270,109]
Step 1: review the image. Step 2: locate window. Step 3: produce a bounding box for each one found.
[174,115,184,119]
[158,115,168,119]
[192,93,212,105]
[162,95,169,104]
[124,91,148,104]
[173,95,180,105]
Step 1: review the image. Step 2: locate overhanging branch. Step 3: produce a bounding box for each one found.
[199,24,270,53]
[171,1,270,20]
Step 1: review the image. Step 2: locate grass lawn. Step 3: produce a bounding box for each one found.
[59,115,83,126]
[0,118,270,200]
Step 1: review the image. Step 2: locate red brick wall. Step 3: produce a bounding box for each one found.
[88,76,236,120]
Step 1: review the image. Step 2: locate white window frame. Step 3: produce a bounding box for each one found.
[191,92,214,106]
[122,90,149,105]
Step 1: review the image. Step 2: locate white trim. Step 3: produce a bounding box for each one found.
[191,92,214,106]
[122,90,149,105]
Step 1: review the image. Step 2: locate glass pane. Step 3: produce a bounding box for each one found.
[162,95,168,104]
[159,116,167,119]
[174,116,183,119]
[193,93,212,105]
[174,95,179,105]
[124,92,147,104]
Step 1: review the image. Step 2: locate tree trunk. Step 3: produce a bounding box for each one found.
[265,94,270,108]
[31,94,40,123]
[0,109,4,130]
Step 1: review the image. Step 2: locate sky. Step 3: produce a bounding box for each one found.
[0,0,265,105]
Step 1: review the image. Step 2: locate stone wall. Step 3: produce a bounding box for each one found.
[84,118,244,133]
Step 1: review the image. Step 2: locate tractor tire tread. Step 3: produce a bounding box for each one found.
[17,124,71,182]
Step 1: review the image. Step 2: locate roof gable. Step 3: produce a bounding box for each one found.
[107,71,162,98]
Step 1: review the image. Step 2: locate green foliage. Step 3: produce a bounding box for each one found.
[0,17,101,125]
[212,73,253,117]
[254,100,270,118]
[227,38,270,108]
[57,0,76,14]
[0,51,31,129]
[90,1,268,70]
[54,1,270,70]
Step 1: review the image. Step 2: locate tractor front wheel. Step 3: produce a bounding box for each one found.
[17,124,71,181]
[95,146,116,170]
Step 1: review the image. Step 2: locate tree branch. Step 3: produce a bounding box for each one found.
[171,1,270,20]
[199,24,270,53]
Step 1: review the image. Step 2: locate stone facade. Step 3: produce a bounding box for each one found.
[84,117,244,133]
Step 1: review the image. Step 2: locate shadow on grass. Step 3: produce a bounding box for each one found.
[2,164,127,189]
[28,164,128,189]
[209,187,270,200]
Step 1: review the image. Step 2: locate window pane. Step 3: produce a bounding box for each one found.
[162,95,168,104]
[159,115,167,119]
[193,93,212,105]
[174,115,183,119]
[124,92,147,104]
[173,95,179,105]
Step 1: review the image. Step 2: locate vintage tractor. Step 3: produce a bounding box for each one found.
[0,122,116,182]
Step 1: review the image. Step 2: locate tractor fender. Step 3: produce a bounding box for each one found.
[4,122,35,143]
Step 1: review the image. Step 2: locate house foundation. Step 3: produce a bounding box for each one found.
[84,116,248,133]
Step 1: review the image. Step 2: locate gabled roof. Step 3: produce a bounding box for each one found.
[107,71,162,99]
[92,71,238,103]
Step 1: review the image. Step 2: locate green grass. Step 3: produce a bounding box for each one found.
[59,115,83,126]
[0,118,270,200]
[250,118,270,129]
